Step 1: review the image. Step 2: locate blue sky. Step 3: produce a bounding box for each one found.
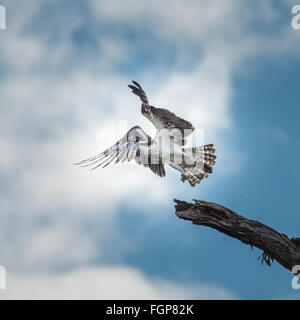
[0,0,300,299]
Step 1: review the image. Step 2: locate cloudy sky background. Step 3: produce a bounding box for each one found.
[0,0,300,299]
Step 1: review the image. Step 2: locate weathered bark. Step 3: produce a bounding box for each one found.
[174,199,300,273]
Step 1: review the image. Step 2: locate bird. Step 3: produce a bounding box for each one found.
[75,81,216,187]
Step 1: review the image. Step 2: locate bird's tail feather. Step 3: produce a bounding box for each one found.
[181,144,216,187]
[183,144,216,165]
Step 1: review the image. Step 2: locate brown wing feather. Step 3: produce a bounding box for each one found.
[128,81,195,146]
[150,106,194,131]
[128,81,149,106]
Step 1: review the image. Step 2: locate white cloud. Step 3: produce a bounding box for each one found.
[0,266,235,299]
[90,0,245,43]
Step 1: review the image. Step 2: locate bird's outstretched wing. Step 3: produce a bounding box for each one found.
[128,81,194,146]
[75,126,165,177]
[75,126,149,170]
[128,81,149,108]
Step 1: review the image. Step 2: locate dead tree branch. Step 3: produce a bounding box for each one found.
[174,199,300,272]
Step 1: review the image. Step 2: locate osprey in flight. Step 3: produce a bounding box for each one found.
[75,81,216,186]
